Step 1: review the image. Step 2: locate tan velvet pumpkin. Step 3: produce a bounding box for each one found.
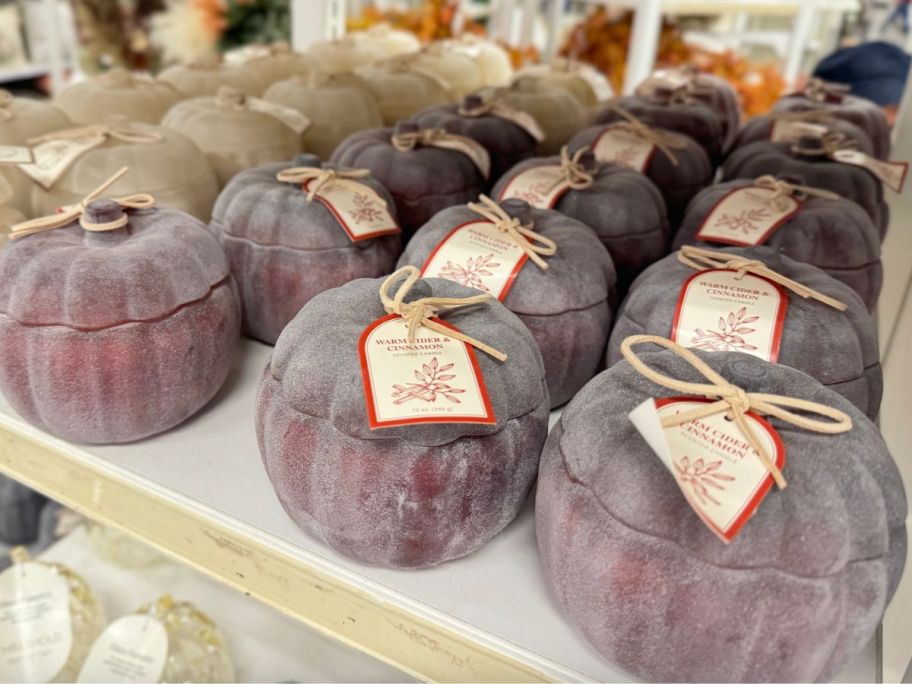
[388,45,484,99]
[55,69,182,125]
[308,36,385,74]
[263,72,382,160]
[0,175,24,247]
[162,88,304,187]
[158,58,262,97]
[350,23,420,58]
[512,58,613,109]
[239,43,316,88]
[445,35,513,87]
[29,124,220,222]
[356,61,453,125]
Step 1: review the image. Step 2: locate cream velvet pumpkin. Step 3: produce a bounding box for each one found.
[356,61,453,125]
[308,36,384,74]
[350,24,420,58]
[55,69,182,125]
[240,44,317,88]
[158,58,262,97]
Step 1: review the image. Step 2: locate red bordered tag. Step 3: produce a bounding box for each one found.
[629,397,786,543]
[419,220,529,301]
[359,313,496,429]
[768,120,828,143]
[695,186,801,246]
[303,179,400,242]
[670,269,789,363]
[590,127,655,172]
[497,164,569,208]
[831,149,909,194]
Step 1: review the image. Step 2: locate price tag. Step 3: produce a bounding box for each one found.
[695,186,800,246]
[77,615,168,683]
[497,165,568,209]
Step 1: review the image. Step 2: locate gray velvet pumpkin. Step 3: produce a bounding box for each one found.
[330,124,487,238]
[0,501,64,573]
[537,348,906,682]
[607,247,882,419]
[672,178,882,311]
[567,123,712,231]
[210,155,402,344]
[398,200,617,407]
[491,153,669,290]
[721,139,889,240]
[257,276,549,568]
[730,114,876,157]
[0,475,49,545]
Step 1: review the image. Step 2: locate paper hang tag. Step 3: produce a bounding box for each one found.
[591,128,655,172]
[0,145,34,165]
[17,134,108,190]
[497,165,568,209]
[671,269,789,362]
[359,314,496,429]
[302,179,400,242]
[77,615,168,683]
[832,149,908,193]
[246,97,311,134]
[0,562,73,683]
[695,186,800,246]
[769,119,828,143]
[629,397,785,543]
[419,220,529,300]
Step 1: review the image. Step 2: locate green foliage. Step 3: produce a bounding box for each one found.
[218,0,291,51]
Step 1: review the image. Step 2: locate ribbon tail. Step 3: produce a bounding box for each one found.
[733,410,787,489]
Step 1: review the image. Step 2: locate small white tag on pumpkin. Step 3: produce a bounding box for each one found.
[696,186,800,246]
[247,97,311,134]
[591,128,655,172]
[359,314,495,428]
[768,120,828,143]
[629,397,785,543]
[671,269,788,362]
[18,134,107,190]
[0,145,34,165]
[302,179,400,242]
[77,615,168,683]
[497,165,568,209]
[419,220,529,300]
[832,149,908,193]
[0,562,73,683]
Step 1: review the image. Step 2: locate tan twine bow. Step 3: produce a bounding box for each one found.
[621,334,853,488]
[753,174,840,203]
[545,146,596,193]
[10,167,155,240]
[677,245,847,311]
[28,122,162,146]
[604,106,688,165]
[467,195,556,269]
[790,131,857,157]
[457,99,545,142]
[0,89,13,121]
[379,266,507,362]
[276,166,372,202]
[804,78,851,103]
[391,128,491,178]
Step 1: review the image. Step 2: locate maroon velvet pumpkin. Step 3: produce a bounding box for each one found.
[0,202,240,444]
[330,123,488,238]
[730,114,876,157]
[774,79,892,160]
[721,138,889,239]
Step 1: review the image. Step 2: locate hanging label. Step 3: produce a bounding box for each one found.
[0,562,73,683]
[77,615,168,683]
[0,146,34,165]
[695,186,800,246]
[497,165,568,209]
[17,134,107,190]
[419,220,528,300]
[832,149,908,193]
[671,269,788,362]
[303,179,400,242]
[359,314,495,428]
[629,397,785,543]
[769,120,828,143]
[591,127,655,172]
[247,97,311,134]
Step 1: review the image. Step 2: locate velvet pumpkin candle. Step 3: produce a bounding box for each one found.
[0,171,241,444]
[512,58,613,110]
[398,197,616,406]
[350,23,421,58]
[308,36,384,74]
[537,336,905,682]
[355,60,453,126]
[257,268,549,568]
[55,69,182,126]
[238,42,316,89]
[331,123,490,238]
[492,148,669,290]
[445,35,513,87]
[210,155,402,344]
[158,57,261,97]
[730,111,876,156]
[607,246,882,419]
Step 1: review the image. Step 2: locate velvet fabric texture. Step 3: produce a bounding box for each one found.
[354,64,452,126]
[0,205,241,444]
[568,123,713,231]
[536,349,906,682]
[331,125,487,238]
[241,51,316,89]
[491,155,669,290]
[721,140,889,240]
[210,155,402,344]
[730,115,876,157]
[55,70,183,126]
[672,178,883,311]
[257,276,549,568]
[0,476,48,545]
[398,200,617,406]
[607,246,882,419]
[158,62,261,97]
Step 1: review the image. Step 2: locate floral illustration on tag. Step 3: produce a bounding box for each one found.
[511,181,550,205]
[674,455,736,506]
[437,254,501,291]
[349,192,385,224]
[715,207,771,235]
[692,308,760,352]
[607,146,640,169]
[391,357,465,405]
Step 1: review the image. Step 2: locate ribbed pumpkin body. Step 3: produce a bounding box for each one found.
[158,62,261,97]
[0,207,241,444]
[241,51,316,89]
[446,36,513,86]
[355,64,453,125]
[257,277,549,568]
[536,350,906,682]
[349,26,421,58]
[400,48,484,99]
[308,37,384,74]
[730,115,875,156]
[512,61,612,109]
[55,71,182,125]
[211,158,402,344]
